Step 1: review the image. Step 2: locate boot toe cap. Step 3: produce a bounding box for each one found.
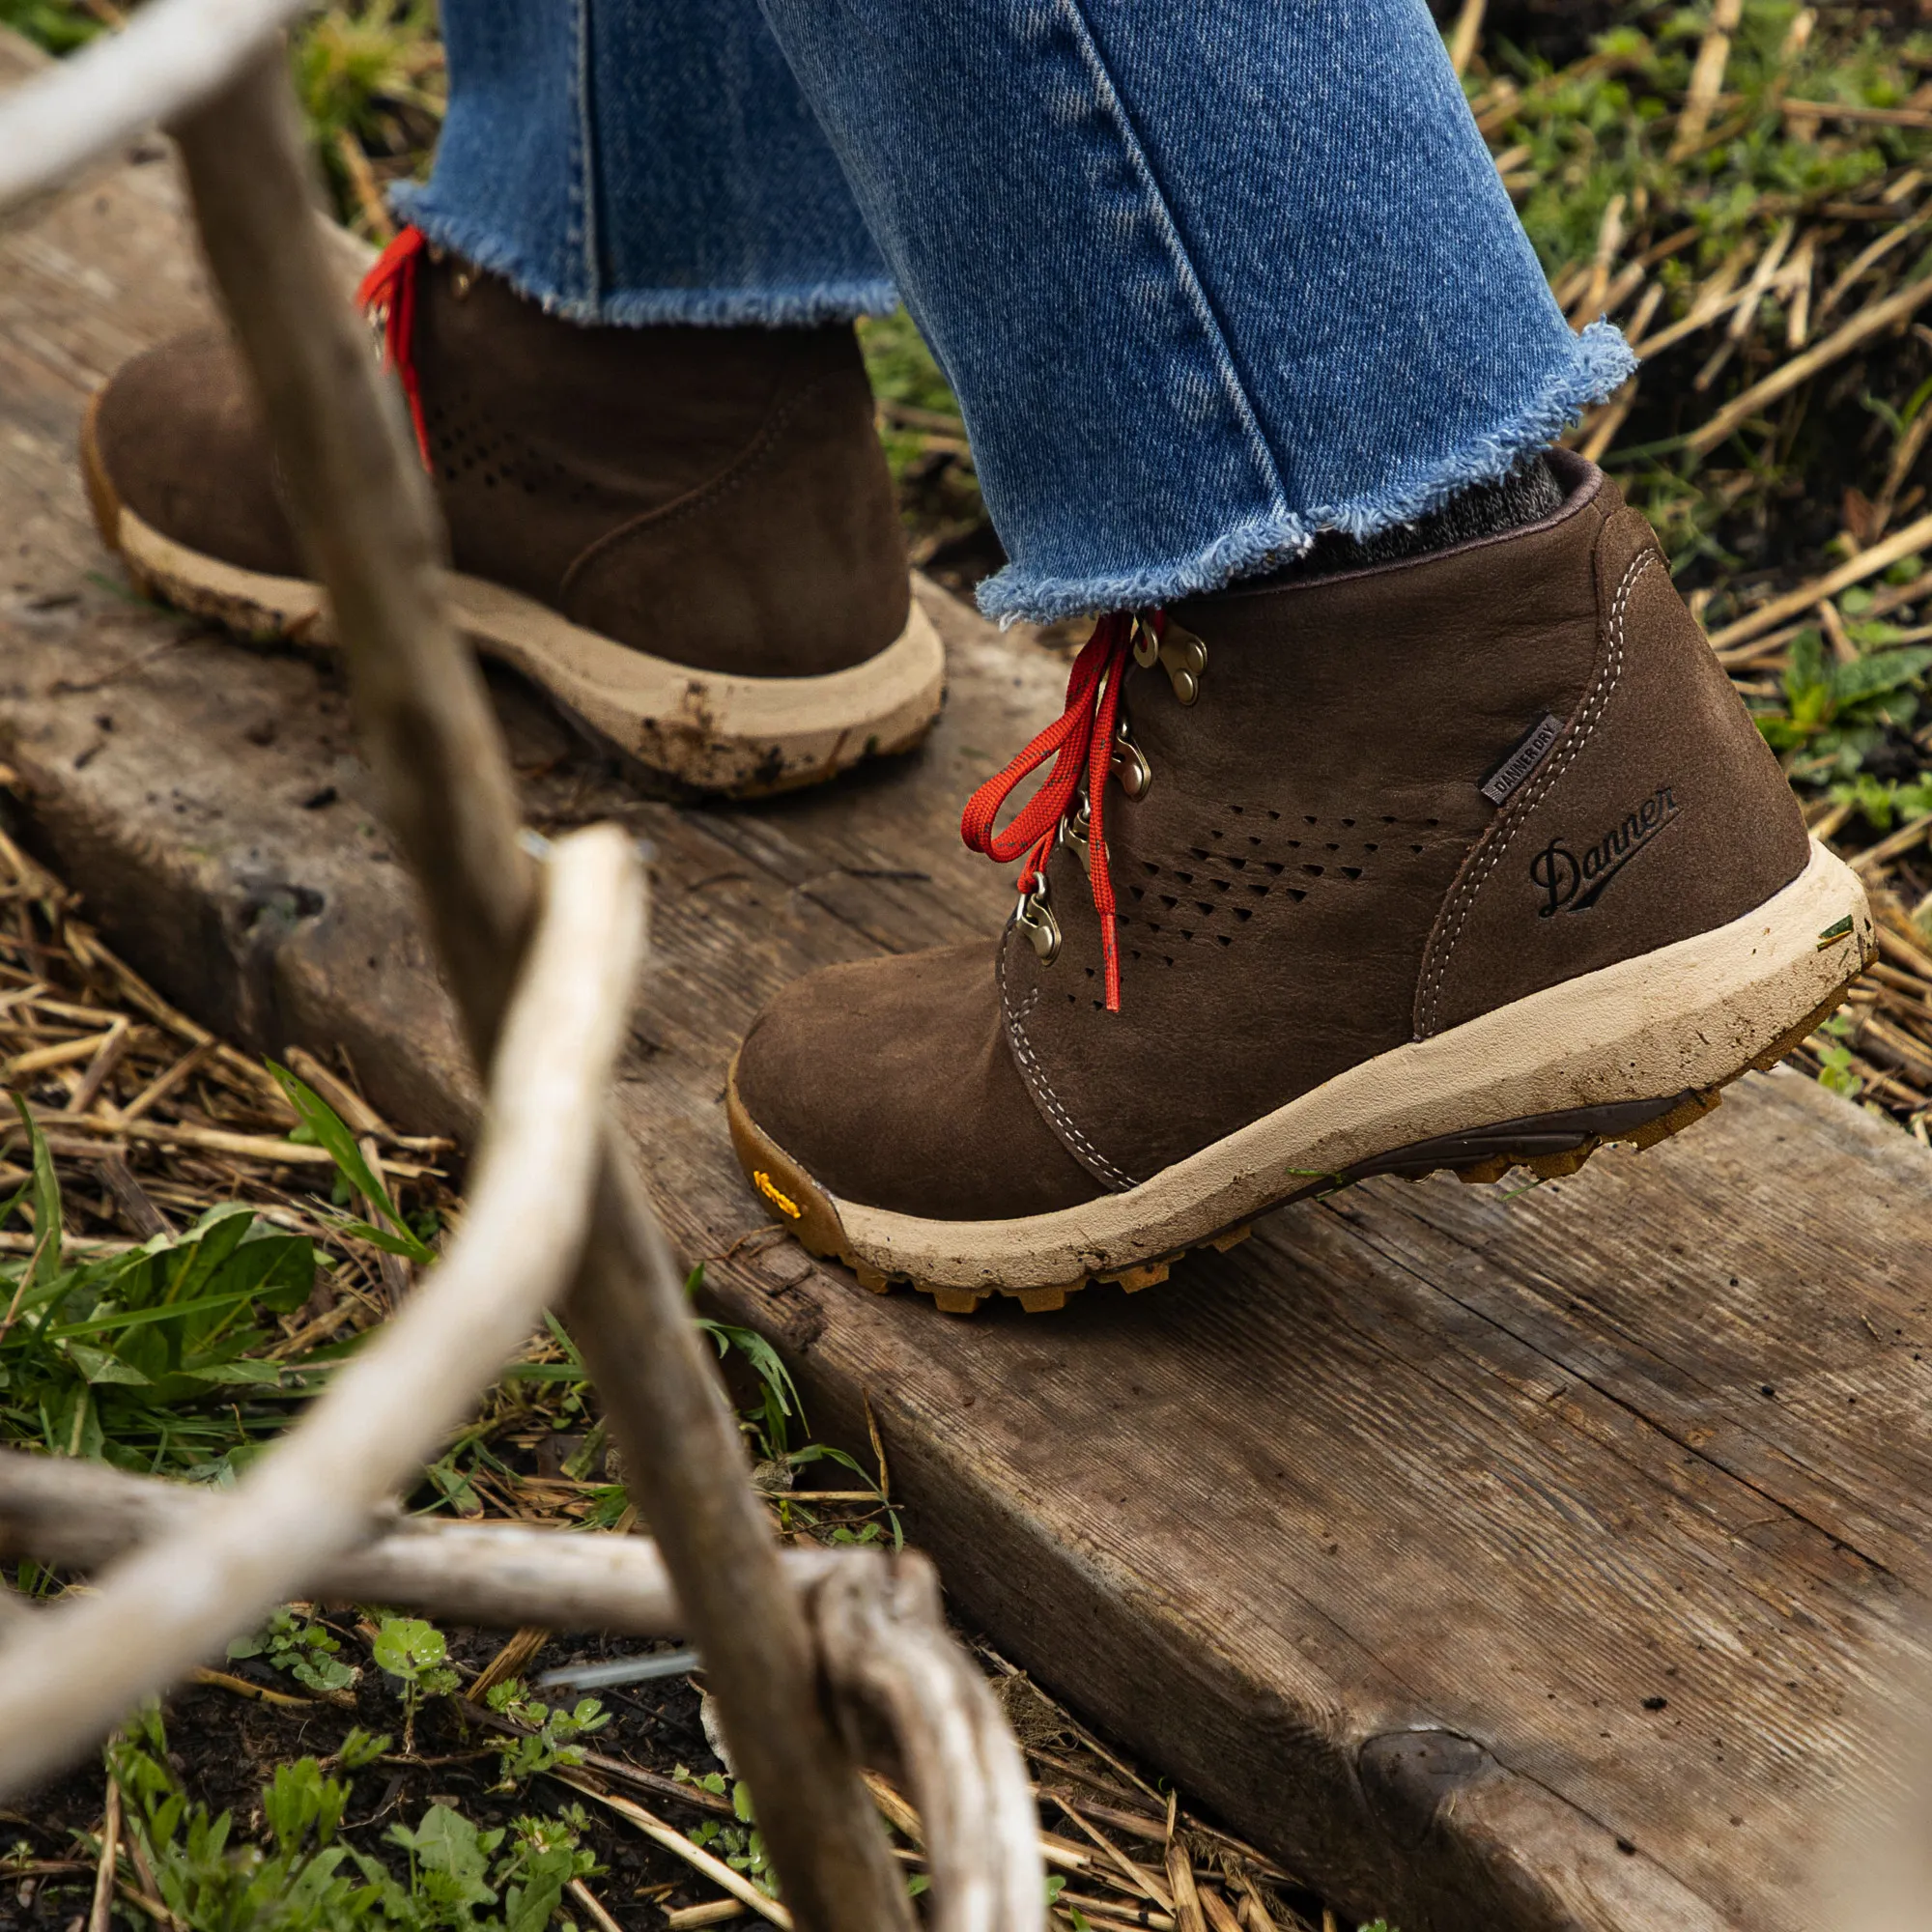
[87,328,303,579]
[731,940,1102,1223]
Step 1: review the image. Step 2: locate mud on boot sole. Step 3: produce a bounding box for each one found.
[82,391,946,800]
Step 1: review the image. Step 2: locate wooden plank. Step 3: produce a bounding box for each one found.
[4,34,1929,1927]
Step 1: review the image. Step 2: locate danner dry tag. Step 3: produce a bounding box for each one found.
[1480,714,1565,806]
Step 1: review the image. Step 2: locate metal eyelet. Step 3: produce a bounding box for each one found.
[1110,719,1151,800]
[1159,622,1208,705]
[451,263,477,300]
[1061,797,1093,875]
[1014,875,1061,963]
[1130,615,1207,703]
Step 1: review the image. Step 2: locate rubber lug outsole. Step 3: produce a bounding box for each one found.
[724,965,1867,1318]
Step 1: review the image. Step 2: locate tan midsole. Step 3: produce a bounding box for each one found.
[109,498,945,791]
[831,839,1871,1291]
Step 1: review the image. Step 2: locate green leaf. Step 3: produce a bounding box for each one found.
[786,1442,872,1485]
[13,1096,60,1290]
[47,1285,280,1341]
[1784,626,1830,708]
[265,1063,434,1264]
[60,1342,151,1386]
[161,1204,257,1309]
[337,1727,389,1769]
[191,1360,286,1386]
[541,1311,586,1373]
[1832,644,1932,705]
[332,1218,429,1260]
[373,1615,448,1683]
[389,1804,498,1908]
[203,1229,315,1318]
[291,1652,360,1694]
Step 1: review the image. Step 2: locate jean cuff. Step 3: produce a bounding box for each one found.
[975,321,1639,626]
[387,186,901,327]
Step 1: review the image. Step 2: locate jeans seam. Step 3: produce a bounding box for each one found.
[569,0,599,307]
[1053,0,1289,524]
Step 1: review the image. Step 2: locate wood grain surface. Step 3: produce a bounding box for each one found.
[4,34,1929,1929]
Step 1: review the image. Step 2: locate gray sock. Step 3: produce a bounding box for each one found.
[1266,451,1564,582]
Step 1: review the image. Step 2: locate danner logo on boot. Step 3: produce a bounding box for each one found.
[1530,784,1681,916]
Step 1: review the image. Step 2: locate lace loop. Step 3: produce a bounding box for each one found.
[961,609,1162,1012]
[355,224,432,468]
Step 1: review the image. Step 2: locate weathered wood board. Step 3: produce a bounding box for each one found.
[5,36,1932,1930]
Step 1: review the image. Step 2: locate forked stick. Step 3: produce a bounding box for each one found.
[815,1555,1047,1932]
[0,827,641,1792]
[166,49,928,1932]
[0,1459,1042,1932]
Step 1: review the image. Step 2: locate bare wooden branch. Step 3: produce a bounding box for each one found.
[563,1779,797,1931]
[168,53,911,1932]
[0,0,311,213]
[87,1769,119,1932]
[1688,270,1932,456]
[814,1553,1044,1932]
[1669,0,1743,160]
[170,71,533,1053]
[0,1451,853,1639]
[1710,507,1932,652]
[0,1454,1045,1931]
[0,825,642,1794]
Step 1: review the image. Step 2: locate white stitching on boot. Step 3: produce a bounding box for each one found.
[1414,548,1654,1037]
[1000,943,1141,1192]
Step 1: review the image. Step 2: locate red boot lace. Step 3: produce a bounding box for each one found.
[355,224,432,468]
[960,608,1166,1012]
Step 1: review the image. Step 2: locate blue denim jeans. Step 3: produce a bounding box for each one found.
[394,0,1634,625]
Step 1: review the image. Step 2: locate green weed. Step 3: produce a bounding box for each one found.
[671,1767,777,1899]
[1751,622,1932,778]
[483,1680,611,1790]
[687,1265,903,1548]
[227,1605,363,1699]
[373,1614,464,1752]
[102,1707,595,1932]
[1815,1010,1865,1098]
[270,1061,438,1264]
[0,0,98,55]
[1491,3,1922,285]
[0,1103,326,1479]
[292,0,443,154]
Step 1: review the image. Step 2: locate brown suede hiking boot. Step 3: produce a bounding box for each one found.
[726,453,1875,1313]
[79,230,943,796]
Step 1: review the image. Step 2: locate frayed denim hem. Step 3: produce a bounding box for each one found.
[388,188,900,326]
[976,321,1638,626]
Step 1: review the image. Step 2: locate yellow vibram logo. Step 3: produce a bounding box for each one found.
[753,1170,802,1219]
